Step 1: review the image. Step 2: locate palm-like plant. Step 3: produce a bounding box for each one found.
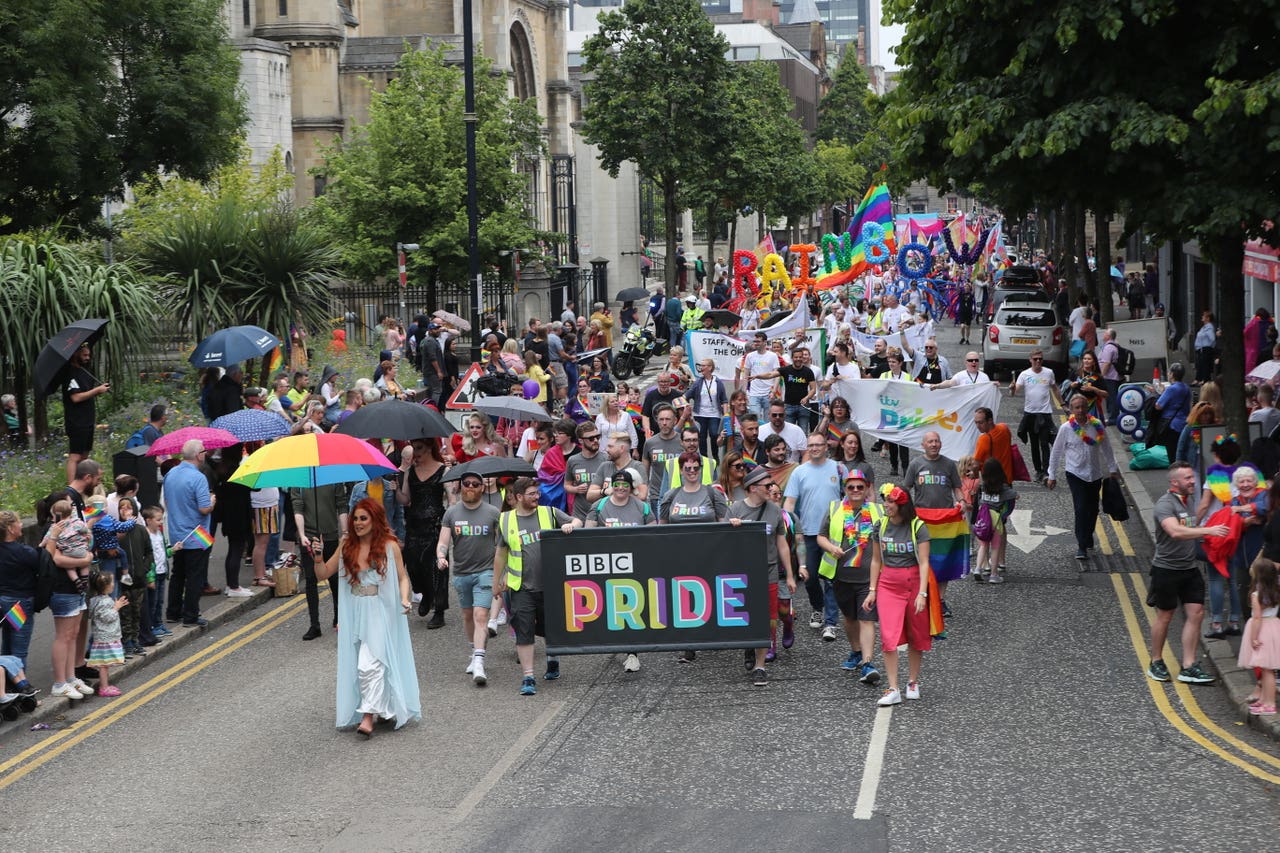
[0,234,160,440]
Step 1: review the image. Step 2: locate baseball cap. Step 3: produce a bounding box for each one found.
[610,468,637,488]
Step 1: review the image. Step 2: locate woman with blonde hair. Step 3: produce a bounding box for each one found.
[595,394,637,450]
[665,346,694,391]
[500,339,525,373]
[291,400,329,434]
[453,413,509,462]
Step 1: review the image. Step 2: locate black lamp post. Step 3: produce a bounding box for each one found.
[463,0,482,364]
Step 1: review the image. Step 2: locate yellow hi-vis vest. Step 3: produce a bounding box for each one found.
[818,500,884,579]
[500,505,556,591]
[664,455,716,489]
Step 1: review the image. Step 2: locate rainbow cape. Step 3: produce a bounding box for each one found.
[914,505,972,585]
[3,601,27,630]
[624,402,642,420]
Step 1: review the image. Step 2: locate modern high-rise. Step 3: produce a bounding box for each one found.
[701,0,870,60]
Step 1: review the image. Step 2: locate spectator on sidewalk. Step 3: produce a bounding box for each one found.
[164,441,216,628]
[1155,363,1194,463]
[1098,329,1122,425]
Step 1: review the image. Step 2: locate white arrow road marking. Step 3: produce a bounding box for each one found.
[1006,509,1068,554]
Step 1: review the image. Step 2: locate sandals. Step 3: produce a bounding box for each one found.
[1249,704,1276,716]
[252,577,276,587]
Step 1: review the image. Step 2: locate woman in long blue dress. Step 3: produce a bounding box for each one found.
[320,497,421,738]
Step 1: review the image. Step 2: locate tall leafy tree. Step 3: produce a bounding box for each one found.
[581,0,732,292]
[814,141,866,236]
[817,59,892,189]
[0,0,246,232]
[307,47,546,288]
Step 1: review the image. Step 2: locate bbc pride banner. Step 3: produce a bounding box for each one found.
[541,525,772,654]
[844,379,1001,461]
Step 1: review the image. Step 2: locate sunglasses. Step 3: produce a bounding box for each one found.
[730,462,745,469]
[966,358,979,362]
[460,480,484,488]
[682,465,702,472]
[846,483,867,490]
[1030,357,1043,361]
[582,434,600,441]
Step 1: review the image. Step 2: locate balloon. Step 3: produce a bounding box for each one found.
[522,380,540,399]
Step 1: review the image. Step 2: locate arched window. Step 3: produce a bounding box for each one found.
[509,22,535,102]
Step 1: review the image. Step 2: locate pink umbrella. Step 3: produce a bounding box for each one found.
[146,426,241,457]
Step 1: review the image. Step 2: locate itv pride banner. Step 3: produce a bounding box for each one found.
[541,524,772,654]
[844,380,1001,461]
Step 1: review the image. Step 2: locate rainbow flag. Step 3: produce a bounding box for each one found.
[914,506,972,584]
[83,504,105,522]
[741,456,759,470]
[624,402,642,420]
[269,346,284,372]
[816,182,895,290]
[845,182,894,242]
[3,601,27,631]
[187,525,215,547]
[753,233,777,264]
[826,423,845,443]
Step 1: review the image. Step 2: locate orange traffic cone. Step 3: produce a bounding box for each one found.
[1152,365,1161,384]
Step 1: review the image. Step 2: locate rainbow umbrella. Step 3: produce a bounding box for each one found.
[146,426,240,457]
[228,432,397,489]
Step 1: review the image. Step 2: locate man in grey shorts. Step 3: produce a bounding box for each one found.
[1146,461,1229,684]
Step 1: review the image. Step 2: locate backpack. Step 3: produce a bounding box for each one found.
[973,502,995,543]
[1114,343,1136,377]
[33,547,57,614]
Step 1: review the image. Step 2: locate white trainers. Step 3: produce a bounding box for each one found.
[72,679,95,696]
[905,681,921,700]
[987,572,1005,585]
[877,688,902,706]
[820,625,839,641]
[225,587,252,598]
[496,608,509,627]
[465,656,476,674]
[52,683,83,700]
[486,617,498,637]
[808,612,824,629]
[472,659,487,686]
[623,653,641,673]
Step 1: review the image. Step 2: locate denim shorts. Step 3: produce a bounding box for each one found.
[452,570,494,610]
[49,592,86,618]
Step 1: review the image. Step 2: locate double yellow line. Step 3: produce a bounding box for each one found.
[1111,572,1280,782]
[0,593,313,792]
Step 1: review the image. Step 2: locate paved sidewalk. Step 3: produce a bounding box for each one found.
[1110,429,1280,740]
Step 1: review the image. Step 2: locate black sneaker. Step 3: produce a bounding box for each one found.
[676,650,696,664]
[1177,663,1215,684]
[544,659,560,680]
[425,612,445,630]
[744,649,755,671]
[1146,659,1171,682]
[752,667,768,687]
[941,600,953,618]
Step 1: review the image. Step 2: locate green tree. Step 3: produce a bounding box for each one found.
[0,0,246,232]
[0,235,160,440]
[813,141,866,236]
[581,0,732,292]
[817,59,891,189]
[307,47,546,290]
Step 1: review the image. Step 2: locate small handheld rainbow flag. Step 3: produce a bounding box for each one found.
[4,601,28,631]
[83,504,105,522]
[269,346,284,371]
[185,525,215,547]
[624,402,642,419]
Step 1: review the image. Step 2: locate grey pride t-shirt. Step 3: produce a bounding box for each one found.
[903,456,960,509]
[442,501,501,574]
[1152,491,1200,571]
[566,451,607,520]
[877,518,930,568]
[587,496,655,528]
[498,507,573,592]
[726,498,784,570]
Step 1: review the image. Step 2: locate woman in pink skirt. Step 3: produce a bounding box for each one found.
[865,484,932,706]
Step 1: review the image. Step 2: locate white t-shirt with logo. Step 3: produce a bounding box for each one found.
[1016,367,1055,414]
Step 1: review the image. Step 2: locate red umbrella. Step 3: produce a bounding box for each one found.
[146,426,241,457]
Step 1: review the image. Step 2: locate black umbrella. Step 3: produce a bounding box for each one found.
[189,325,281,369]
[473,396,553,423]
[33,319,109,399]
[575,346,612,366]
[615,287,650,302]
[333,399,457,440]
[701,309,742,327]
[441,456,536,483]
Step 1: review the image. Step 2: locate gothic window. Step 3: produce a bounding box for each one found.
[509,22,535,102]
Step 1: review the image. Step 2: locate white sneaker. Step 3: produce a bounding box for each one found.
[877,688,902,706]
[225,587,252,598]
[52,683,83,700]
[72,679,95,696]
[808,612,824,629]
[486,617,498,637]
[496,608,508,627]
[905,681,921,700]
[623,653,641,673]
[820,625,839,641]
[465,656,476,675]
[472,659,487,686]
[987,572,1005,585]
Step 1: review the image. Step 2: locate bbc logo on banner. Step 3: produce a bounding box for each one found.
[565,553,633,576]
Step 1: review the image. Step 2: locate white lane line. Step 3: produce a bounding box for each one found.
[454,700,566,820]
[853,705,893,820]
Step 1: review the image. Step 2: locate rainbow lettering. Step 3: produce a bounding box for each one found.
[564,574,749,632]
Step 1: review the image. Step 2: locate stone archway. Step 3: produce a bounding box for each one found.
[509,20,536,102]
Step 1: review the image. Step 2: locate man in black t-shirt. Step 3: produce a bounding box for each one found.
[62,344,109,484]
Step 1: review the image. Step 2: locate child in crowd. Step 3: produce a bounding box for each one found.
[958,455,981,515]
[47,499,93,590]
[116,500,155,656]
[87,573,127,697]
[88,496,138,586]
[974,458,1018,585]
[1240,556,1280,717]
[142,507,173,638]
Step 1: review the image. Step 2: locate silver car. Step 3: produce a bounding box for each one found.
[983,297,1069,380]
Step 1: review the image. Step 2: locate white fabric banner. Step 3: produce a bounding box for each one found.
[843,379,1001,461]
[851,320,934,357]
[686,328,827,382]
[1107,318,1169,363]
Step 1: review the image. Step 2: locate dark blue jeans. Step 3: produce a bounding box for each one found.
[802,535,839,628]
[0,594,34,667]
[167,547,211,623]
[1065,472,1101,552]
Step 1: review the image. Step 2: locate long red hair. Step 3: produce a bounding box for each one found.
[341,497,397,585]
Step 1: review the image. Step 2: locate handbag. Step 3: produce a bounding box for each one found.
[1069,338,1087,359]
[1101,477,1130,521]
[1010,443,1031,482]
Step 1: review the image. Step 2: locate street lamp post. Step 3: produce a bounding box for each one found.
[462,0,483,365]
[396,241,420,330]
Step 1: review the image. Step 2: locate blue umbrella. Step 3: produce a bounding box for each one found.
[189,325,280,369]
[211,408,291,442]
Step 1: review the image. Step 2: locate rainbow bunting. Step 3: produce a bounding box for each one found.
[3,601,27,631]
[187,525,215,547]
